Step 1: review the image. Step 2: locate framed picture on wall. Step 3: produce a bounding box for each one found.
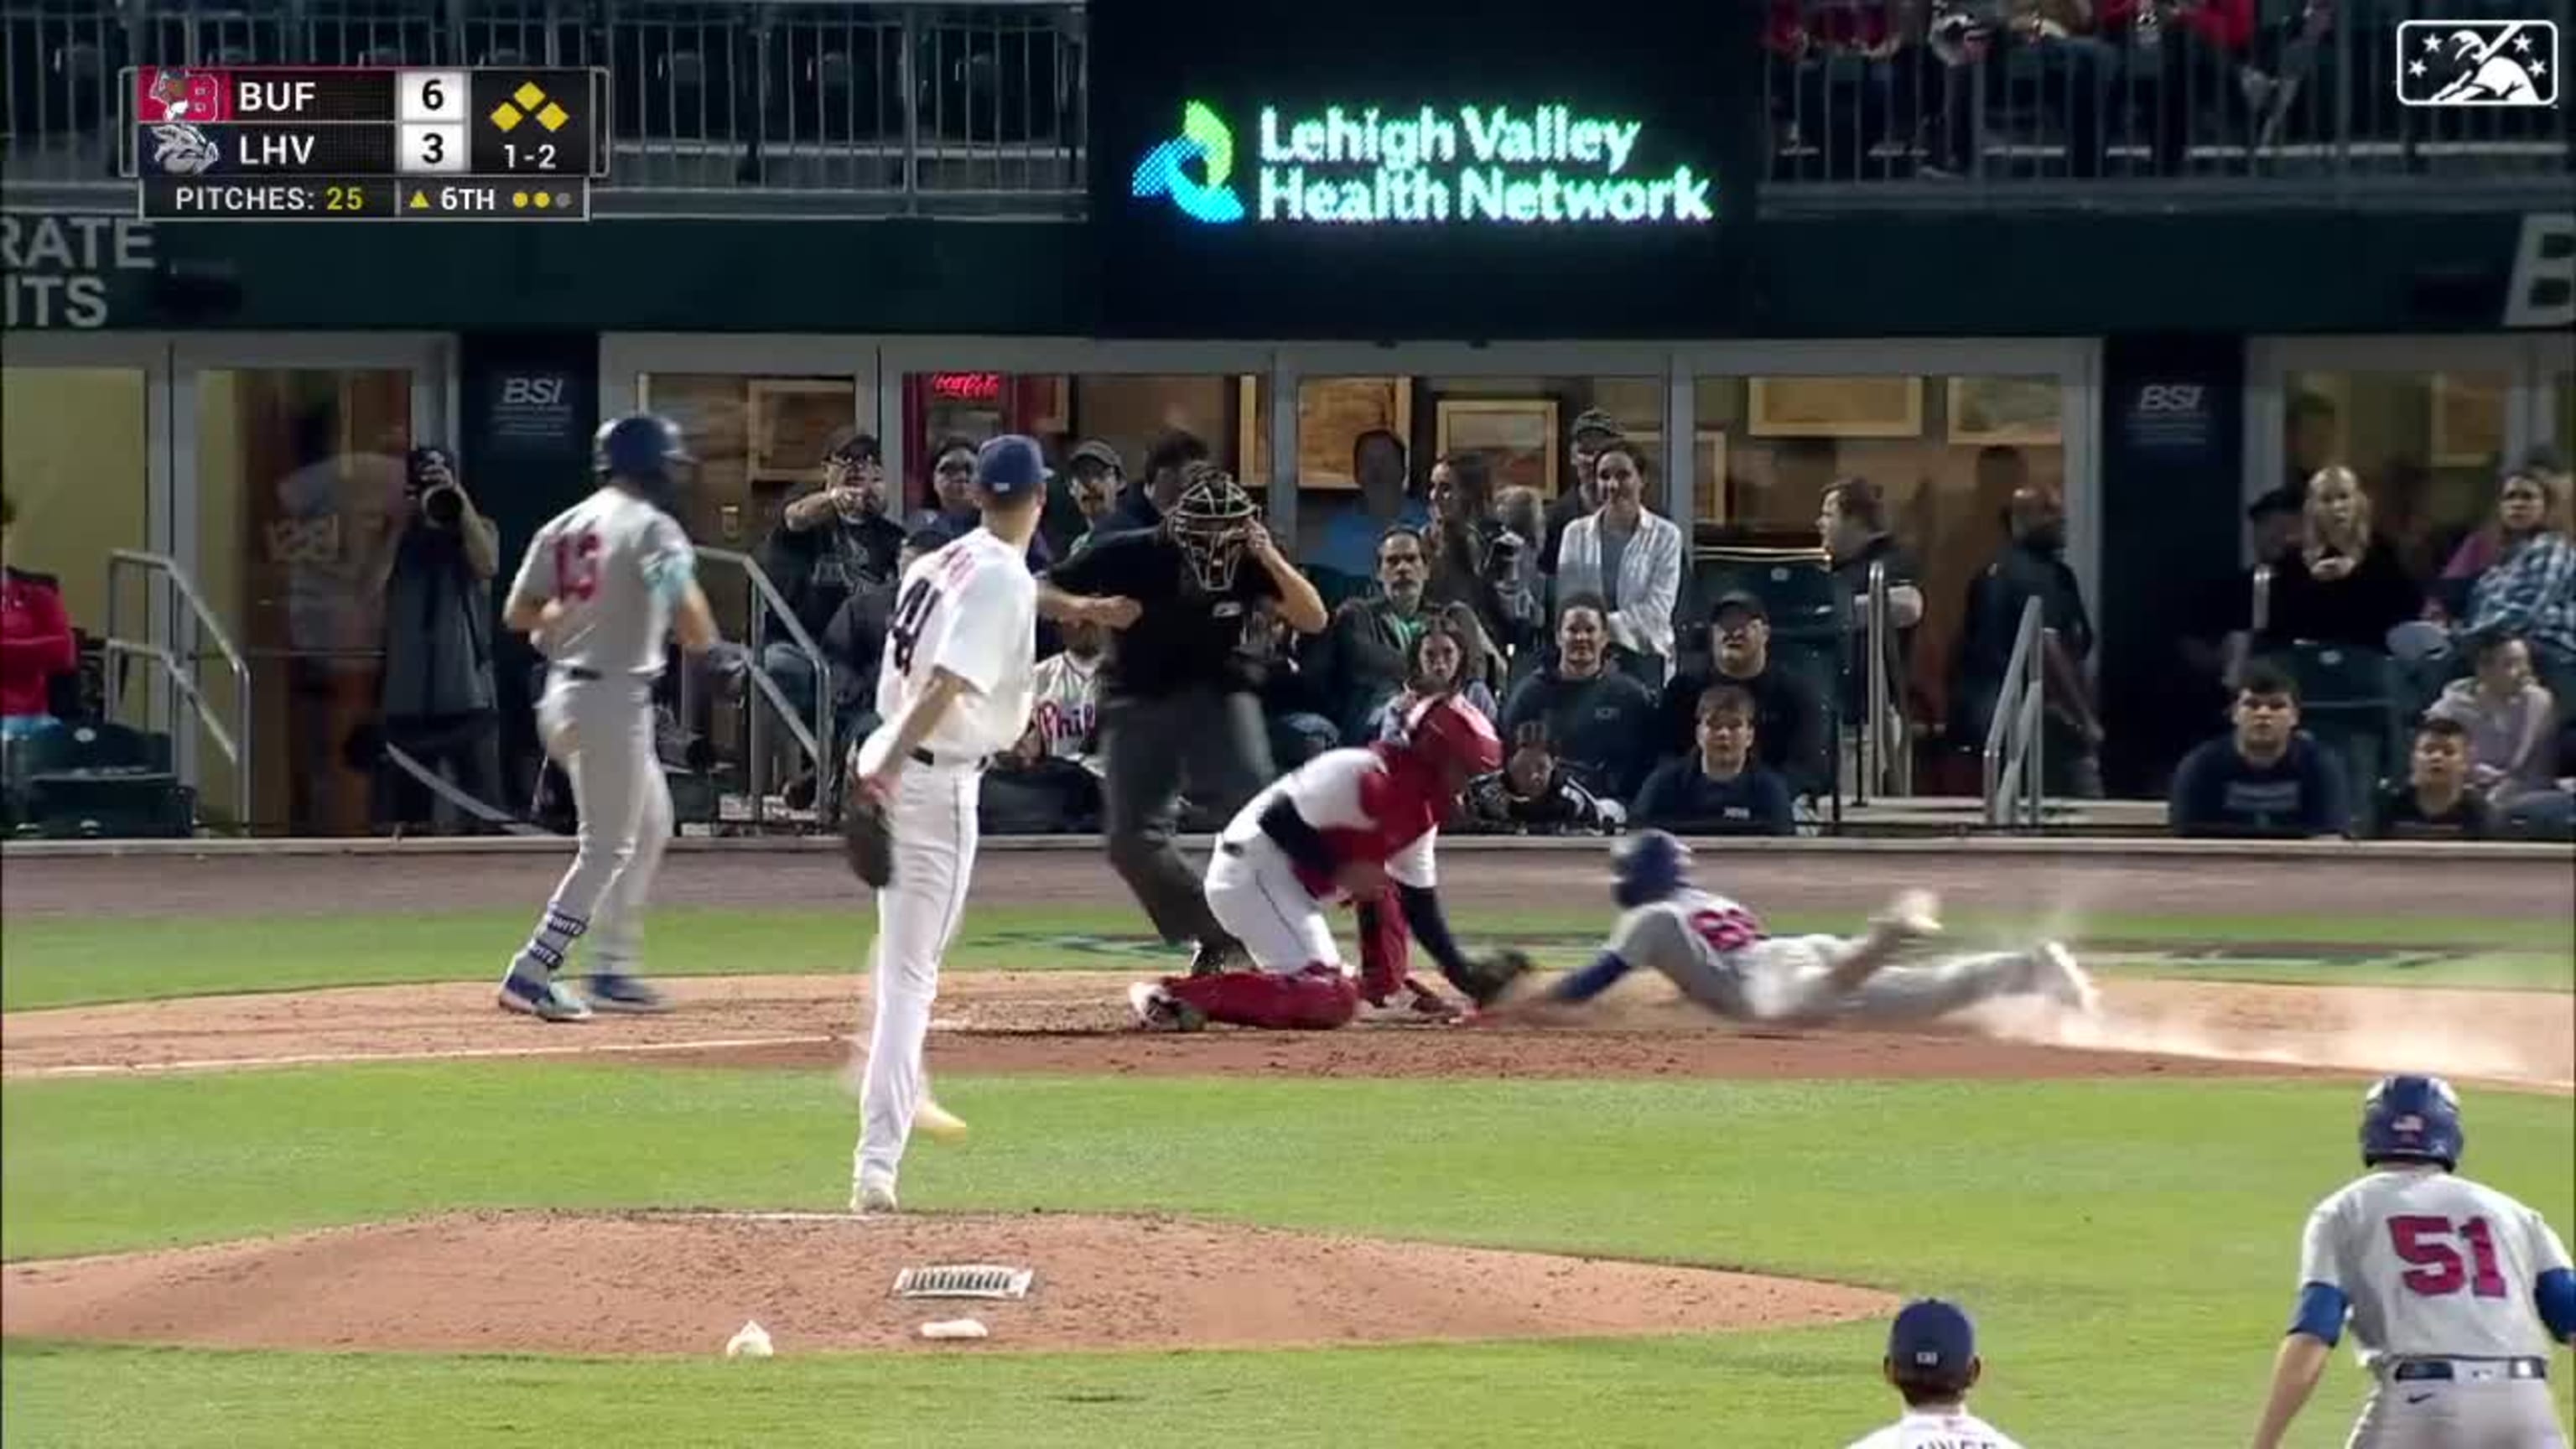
[1627,428,1730,522]
[1291,377,1411,490]
[746,378,860,489]
[1748,377,1924,439]
[2429,372,2508,468]
[1436,399,1560,498]
[1945,376,2062,447]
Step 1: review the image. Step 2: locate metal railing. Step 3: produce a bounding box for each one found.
[3,0,1086,216]
[690,544,831,831]
[1981,595,2046,829]
[1855,558,1914,801]
[101,548,251,830]
[2231,561,2277,686]
[1761,0,2573,210]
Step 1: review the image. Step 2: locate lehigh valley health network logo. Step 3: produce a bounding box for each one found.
[2396,19,2558,106]
[1131,101,1246,224]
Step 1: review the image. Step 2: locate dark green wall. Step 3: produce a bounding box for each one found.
[22,207,2551,338]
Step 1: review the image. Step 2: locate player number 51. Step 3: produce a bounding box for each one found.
[2387,1214,2508,1299]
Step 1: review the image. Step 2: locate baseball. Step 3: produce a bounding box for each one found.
[724,1320,773,1358]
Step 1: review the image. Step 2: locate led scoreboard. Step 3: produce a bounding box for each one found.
[122,65,608,221]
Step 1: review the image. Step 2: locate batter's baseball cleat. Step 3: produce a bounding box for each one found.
[1872,889,1945,940]
[2032,942,2102,1017]
[497,968,594,1023]
[850,1180,899,1214]
[915,1099,970,1142]
[1127,981,1207,1033]
[581,972,671,1015]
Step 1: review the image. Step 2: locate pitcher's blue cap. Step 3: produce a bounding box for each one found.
[1888,1299,1975,1375]
[974,434,1049,500]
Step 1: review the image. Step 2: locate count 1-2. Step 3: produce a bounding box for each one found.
[236,80,319,113]
[504,143,558,170]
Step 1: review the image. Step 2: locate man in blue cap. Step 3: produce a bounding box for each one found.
[1846,1298,2025,1448]
[844,434,1048,1215]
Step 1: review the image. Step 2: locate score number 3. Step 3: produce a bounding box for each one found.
[2388,1215,2508,1299]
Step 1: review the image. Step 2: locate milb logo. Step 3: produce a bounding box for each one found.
[1130,101,1247,224]
[2395,20,2558,106]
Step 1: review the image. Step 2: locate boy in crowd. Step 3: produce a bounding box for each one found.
[2167,661,2350,838]
[1631,684,1795,835]
[2366,716,2489,839]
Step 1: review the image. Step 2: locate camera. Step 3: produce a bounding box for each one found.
[420,480,464,527]
[1486,527,1526,578]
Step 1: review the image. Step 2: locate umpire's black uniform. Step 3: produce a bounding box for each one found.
[1042,526,1302,963]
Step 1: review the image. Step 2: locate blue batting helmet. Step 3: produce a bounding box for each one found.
[1609,829,1692,909]
[2360,1074,2464,1171]
[593,413,693,480]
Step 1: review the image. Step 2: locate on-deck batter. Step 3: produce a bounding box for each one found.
[2251,1074,2574,1449]
[1483,830,2101,1028]
[496,414,730,1024]
[847,434,1045,1215]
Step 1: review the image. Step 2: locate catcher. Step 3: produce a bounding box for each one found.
[1126,693,1530,1031]
[1478,830,2101,1028]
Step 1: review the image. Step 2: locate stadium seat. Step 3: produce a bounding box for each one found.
[3,722,195,839]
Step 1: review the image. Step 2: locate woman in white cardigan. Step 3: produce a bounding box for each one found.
[1552,439,1684,687]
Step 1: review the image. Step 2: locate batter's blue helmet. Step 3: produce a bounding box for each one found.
[593,413,693,480]
[1610,829,1692,909]
[2360,1073,2463,1171]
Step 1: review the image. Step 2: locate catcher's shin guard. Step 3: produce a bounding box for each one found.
[1166,963,1358,1031]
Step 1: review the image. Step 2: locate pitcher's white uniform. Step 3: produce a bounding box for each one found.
[1603,887,2061,1024]
[1846,1408,2025,1449]
[2295,1167,2573,1446]
[501,486,695,986]
[850,527,1037,1203]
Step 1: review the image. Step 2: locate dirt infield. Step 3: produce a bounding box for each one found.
[8,971,2571,1089]
[0,1209,1898,1355]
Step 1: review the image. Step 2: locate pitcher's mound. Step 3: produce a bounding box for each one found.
[3,1209,1895,1354]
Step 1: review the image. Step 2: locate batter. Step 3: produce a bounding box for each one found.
[846,435,1045,1215]
[496,414,729,1023]
[1482,830,2100,1028]
[2251,1074,2573,1448]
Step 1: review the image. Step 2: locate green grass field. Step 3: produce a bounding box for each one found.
[3,902,2570,1446]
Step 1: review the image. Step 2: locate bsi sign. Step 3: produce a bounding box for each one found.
[2502,212,2573,329]
[1,216,156,329]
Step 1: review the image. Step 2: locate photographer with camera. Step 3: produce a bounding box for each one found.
[364,445,503,834]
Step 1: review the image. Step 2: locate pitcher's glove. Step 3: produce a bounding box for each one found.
[839,779,894,889]
[1451,948,1535,1008]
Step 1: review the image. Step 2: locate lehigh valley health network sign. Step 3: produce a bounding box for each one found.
[1131,100,1716,227]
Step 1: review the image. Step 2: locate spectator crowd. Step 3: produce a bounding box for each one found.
[6,406,2568,846]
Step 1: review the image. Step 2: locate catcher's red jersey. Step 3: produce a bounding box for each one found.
[1216,746,1443,900]
[138,67,231,122]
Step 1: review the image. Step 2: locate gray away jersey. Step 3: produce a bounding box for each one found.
[508,487,697,678]
[873,527,1037,761]
[2299,1166,2573,1366]
[1606,887,1766,1018]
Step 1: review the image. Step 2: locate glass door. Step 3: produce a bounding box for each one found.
[0,333,174,771]
[174,335,449,835]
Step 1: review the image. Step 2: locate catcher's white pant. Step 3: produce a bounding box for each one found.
[851,740,983,1199]
[1204,839,1339,974]
[508,672,671,978]
[2345,1365,2566,1449]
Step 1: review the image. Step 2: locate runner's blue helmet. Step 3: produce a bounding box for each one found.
[2360,1073,2464,1171]
[1609,830,1691,909]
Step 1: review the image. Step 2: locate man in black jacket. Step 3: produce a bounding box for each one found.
[1951,483,2101,795]
[1038,465,1329,972]
[1306,526,1436,742]
[1655,591,1831,799]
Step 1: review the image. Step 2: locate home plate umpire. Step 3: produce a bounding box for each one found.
[1036,460,1329,972]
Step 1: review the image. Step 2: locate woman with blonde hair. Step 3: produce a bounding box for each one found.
[2254,465,2421,654]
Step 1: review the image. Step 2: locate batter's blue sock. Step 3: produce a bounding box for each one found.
[512,906,589,979]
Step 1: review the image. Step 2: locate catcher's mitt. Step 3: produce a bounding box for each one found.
[839,782,894,889]
[1451,948,1534,1008]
